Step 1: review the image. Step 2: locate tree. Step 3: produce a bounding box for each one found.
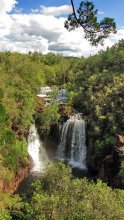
[65,0,116,45]
[40,102,60,133]
[10,163,124,220]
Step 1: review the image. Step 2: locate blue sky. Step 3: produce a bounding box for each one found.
[16,0,124,28]
[0,0,124,57]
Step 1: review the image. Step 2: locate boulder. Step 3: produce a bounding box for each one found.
[117,134,124,146]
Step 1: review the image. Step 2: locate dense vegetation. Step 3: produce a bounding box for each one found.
[0,51,72,179]
[0,40,124,218]
[1,163,124,219]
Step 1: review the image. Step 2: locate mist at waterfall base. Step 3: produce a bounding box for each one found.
[56,114,87,170]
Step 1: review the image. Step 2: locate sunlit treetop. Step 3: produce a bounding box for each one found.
[65,0,116,46]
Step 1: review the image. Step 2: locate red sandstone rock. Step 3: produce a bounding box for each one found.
[1,166,30,195]
[114,146,124,155]
[117,134,124,145]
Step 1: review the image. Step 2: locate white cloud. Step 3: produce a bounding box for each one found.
[0,4,124,57]
[98,10,104,15]
[31,8,40,14]
[0,14,13,38]
[13,7,23,14]
[0,0,17,13]
[41,5,73,16]
[0,36,48,53]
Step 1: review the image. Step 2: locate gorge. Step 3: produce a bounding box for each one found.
[0,43,124,219]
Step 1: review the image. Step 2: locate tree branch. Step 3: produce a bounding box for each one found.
[70,0,101,34]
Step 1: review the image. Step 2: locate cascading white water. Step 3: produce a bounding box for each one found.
[28,125,49,173]
[57,114,87,170]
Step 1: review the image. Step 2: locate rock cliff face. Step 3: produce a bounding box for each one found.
[0,156,32,195]
[99,135,124,188]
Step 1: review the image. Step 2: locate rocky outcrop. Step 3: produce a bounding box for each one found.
[99,135,124,188]
[117,134,124,145]
[0,156,32,195]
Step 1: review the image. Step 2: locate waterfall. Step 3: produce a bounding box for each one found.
[57,114,87,170]
[28,125,49,173]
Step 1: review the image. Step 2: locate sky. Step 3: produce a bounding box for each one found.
[0,0,124,57]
